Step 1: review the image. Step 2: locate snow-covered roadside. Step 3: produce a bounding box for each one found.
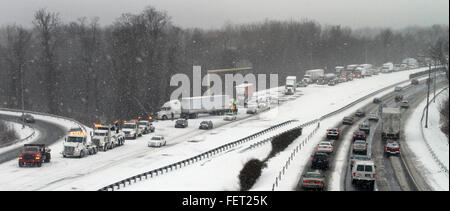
[0,121,40,154]
[404,87,449,191]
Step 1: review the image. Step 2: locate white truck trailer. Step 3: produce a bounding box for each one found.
[157,95,233,119]
[381,107,401,141]
[303,69,324,84]
[381,62,394,73]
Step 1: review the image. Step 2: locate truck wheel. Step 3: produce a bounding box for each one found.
[37,162,42,167]
[162,115,168,120]
[19,162,23,167]
[80,151,85,158]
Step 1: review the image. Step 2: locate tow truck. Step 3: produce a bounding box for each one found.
[92,123,125,151]
[122,120,142,139]
[62,131,98,158]
[18,144,51,167]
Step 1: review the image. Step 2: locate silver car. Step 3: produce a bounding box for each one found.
[353,140,368,154]
[301,170,325,190]
[316,141,333,154]
[384,140,400,155]
[223,112,237,121]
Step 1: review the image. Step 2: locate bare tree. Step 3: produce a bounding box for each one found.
[33,8,61,114]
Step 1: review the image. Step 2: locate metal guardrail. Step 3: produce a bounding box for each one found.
[419,86,449,176]
[98,119,300,191]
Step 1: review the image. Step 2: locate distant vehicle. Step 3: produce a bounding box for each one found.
[351,160,376,190]
[18,144,51,167]
[350,154,371,168]
[381,107,401,141]
[326,128,340,139]
[138,120,154,134]
[373,98,382,104]
[20,114,35,123]
[394,86,402,92]
[235,83,254,107]
[359,121,370,134]
[368,112,379,121]
[400,100,409,109]
[311,152,329,169]
[297,81,308,87]
[385,140,400,156]
[246,103,259,114]
[316,141,334,154]
[353,131,367,141]
[327,80,336,86]
[199,120,213,130]
[355,109,365,117]
[381,62,394,73]
[157,95,233,120]
[353,140,368,154]
[68,127,83,132]
[148,136,166,147]
[122,121,141,139]
[343,116,354,125]
[301,170,325,191]
[92,123,125,151]
[223,112,237,121]
[411,79,419,85]
[303,69,325,84]
[394,94,403,102]
[175,119,188,128]
[357,64,373,77]
[337,76,347,83]
[285,76,297,95]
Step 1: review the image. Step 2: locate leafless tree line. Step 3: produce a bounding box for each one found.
[0,6,448,124]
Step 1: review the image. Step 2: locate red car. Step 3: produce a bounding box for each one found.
[18,144,51,167]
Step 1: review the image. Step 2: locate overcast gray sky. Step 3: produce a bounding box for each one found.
[0,0,448,29]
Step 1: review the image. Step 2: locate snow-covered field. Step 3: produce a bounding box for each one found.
[404,87,449,191]
[0,67,429,191]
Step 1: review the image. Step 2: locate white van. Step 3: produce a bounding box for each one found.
[351,160,376,190]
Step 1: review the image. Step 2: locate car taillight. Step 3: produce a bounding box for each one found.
[326,131,329,134]
[324,159,328,162]
[353,135,356,137]
[364,145,367,149]
[373,174,376,178]
[363,136,366,138]
[304,180,311,183]
[312,158,315,161]
[336,132,339,135]
[353,173,356,177]
[315,181,323,184]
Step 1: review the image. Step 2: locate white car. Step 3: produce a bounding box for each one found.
[316,141,333,154]
[246,103,259,114]
[148,136,166,147]
[223,112,237,121]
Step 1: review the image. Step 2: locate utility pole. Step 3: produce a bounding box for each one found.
[433,60,437,103]
[20,63,25,129]
[425,63,431,128]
